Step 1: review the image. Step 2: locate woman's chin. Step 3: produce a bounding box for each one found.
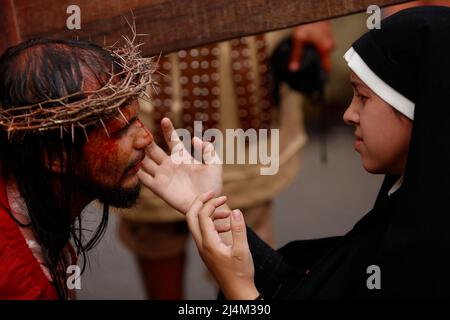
[363,164,384,174]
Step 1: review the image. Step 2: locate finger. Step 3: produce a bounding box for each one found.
[322,37,335,51]
[186,192,216,247]
[213,210,231,220]
[214,220,231,233]
[192,136,222,165]
[141,156,158,177]
[161,117,182,151]
[289,36,305,72]
[213,210,232,233]
[137,169,155,189]
[191,136,203,165]
[145,141,166,165]
[198,196,227,245]
[202,139,222,165]
[230,209,250,254]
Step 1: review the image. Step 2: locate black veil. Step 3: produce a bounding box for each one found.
[284,6,450,299]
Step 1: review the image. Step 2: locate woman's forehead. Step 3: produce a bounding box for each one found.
[350,72,374,94]
[350,72,365,87]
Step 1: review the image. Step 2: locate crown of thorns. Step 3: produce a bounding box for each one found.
[0,22,158,141]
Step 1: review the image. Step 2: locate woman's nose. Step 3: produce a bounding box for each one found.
[343,102,359,126]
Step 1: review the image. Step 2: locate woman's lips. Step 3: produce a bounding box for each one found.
[354,135,364,149]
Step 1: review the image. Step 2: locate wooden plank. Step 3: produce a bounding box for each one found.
[6,0,410,56]
[0,0,21,54]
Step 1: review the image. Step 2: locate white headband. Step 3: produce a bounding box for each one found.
[344,47,415,120]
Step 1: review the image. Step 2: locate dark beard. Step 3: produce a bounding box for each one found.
[79,178,142,208]
[94,182,141,208]
[75,155,145,208]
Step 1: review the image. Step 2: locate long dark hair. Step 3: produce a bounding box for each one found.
[0,39,121,299]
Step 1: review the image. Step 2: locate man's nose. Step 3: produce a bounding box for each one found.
[134,119,153,149]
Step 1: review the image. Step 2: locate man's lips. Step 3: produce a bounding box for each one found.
[129,162,142,175]
[127,154,145,175]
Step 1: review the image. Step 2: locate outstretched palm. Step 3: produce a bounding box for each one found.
[137,118,222,214]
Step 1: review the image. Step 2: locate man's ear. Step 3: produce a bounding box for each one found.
[42,148,68,174]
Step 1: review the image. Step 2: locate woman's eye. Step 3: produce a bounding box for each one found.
[356,94,368,102]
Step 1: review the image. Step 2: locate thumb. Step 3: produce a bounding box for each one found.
[230,209,249,253]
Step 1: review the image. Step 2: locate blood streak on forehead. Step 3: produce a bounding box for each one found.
[109,102,139,130]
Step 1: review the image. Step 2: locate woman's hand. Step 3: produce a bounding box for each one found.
[137,118,223,214]
[186,191,260,300]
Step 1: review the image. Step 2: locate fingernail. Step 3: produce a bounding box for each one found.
[232,210,242,221]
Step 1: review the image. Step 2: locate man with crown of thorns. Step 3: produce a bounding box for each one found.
[0,30,219,299]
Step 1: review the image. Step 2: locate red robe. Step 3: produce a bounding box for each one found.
[0,176,58,299]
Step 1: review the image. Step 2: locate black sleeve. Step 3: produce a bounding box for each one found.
[218,227,342,300]
[248,227,343,299]
[217,226,295,300]
[246,227,301,299]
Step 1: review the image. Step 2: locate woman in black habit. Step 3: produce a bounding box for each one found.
[138,6,450,299]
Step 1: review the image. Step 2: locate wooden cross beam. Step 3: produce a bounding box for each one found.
[1,0,410,56]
